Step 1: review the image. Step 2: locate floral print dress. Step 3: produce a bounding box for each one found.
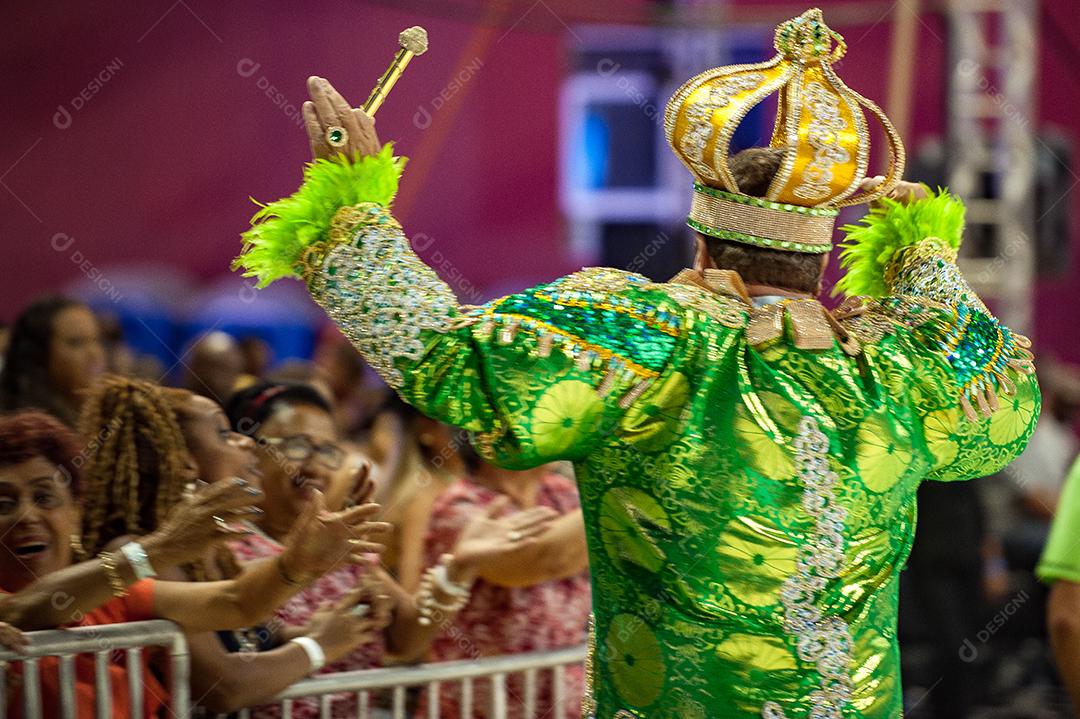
[418,472,591,719]
[229,531,385,718]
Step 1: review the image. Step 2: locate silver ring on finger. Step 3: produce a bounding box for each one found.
[212,515,231,533]
[507,530,523,542]
[325,125,348,147]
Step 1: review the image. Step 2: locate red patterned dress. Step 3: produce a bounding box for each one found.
[230,530,385,718]
[418,472,591,719]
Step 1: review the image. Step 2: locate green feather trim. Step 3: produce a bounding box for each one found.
[233,144,406,287]
[835,189,966,298]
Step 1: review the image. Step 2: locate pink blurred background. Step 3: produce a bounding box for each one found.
[2,0,1078,358]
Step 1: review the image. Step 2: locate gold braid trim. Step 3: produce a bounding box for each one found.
[688,185,838,253]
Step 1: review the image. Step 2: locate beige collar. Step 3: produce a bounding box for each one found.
[669,268,862,354]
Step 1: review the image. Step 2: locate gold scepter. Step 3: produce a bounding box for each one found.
[362,26,429,116]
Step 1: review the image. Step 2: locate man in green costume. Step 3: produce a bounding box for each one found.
[236,10,1039,718]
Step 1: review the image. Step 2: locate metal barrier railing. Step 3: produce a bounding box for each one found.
[0,620,190,719]
[257,645,587,719]
[1,621,584,719]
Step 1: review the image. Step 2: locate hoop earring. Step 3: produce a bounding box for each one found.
[69,534,87,561]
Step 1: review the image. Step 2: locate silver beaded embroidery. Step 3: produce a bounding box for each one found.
[793,82,851,202]
[761,416,853,719]
[890,251,990,315]
[310,221,457,388]
[680,73,765,184]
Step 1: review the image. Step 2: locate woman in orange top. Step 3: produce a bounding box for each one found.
[0,410,385,717]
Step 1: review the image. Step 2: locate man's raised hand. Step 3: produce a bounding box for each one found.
[303,76,381,162]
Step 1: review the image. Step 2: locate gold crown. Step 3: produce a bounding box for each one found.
[664,8,905,253]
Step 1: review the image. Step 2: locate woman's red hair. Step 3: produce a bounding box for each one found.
[0,410,82,496]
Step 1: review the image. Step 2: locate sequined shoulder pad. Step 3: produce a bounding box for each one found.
[841,295,1035,419]
[641,279,749,330]
[460,268,682,400]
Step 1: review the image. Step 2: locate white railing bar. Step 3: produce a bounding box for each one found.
[427,681,440,719]
[166,628,190,719]
[320,693,332,718]
[275,645,586,698]
[392,684,406,719]
[357,690,369,719]
[94,651,111,719]
[0,621,185,661]
[491,673,507,719]
[126,647,143,719]
[58,655,76,719]
[461,677,472,717]
[553,664,566,717]
[21,658,40,719]
[524,667,537,719]
[1,662,8,719]
[281,698,293,719]
[0,621,190,719]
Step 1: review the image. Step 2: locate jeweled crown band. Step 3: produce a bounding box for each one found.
[688,184,837,254]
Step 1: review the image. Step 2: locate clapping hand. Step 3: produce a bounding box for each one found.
[303,76,381,162]
[343,572,395,629]
[301,573,394,663]
[450,497,558,581]
[142,479,262,569]
[278,491,392,584]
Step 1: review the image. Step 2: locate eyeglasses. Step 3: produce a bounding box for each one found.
[255,435,346,470]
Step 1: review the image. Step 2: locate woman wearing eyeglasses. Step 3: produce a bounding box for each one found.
[224,382,390,719]
[225,382,559,718]
[75,376,392,716]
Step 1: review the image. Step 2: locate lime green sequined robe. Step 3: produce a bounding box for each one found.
[238,154,1039,719]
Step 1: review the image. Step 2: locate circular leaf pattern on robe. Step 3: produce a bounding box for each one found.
[734,402,796,481]
[988,387,1037,446]
[716,632,798,673]
[757,390,806,435]
[922,407,960,469]
[529,379,604,456]
[599,486,671,574]
[606,614,666,708]
[855,415,913,493]
[714,518,797,607]
[619,372,690,452]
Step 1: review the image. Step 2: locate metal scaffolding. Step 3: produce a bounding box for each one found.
[947,0,1039,334]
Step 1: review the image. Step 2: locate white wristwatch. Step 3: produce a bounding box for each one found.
[119,542,158,580]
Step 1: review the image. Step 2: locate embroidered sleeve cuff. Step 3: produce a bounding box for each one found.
[307,204,458,389]
[836,189,965,298]
[233,144,405,288]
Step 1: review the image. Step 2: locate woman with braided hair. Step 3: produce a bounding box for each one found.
[72,377,561,716]
[77,376,397,715]
[0,409,377,718]
[77,376,196,557]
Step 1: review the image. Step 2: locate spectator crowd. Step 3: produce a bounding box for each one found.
[0,295,590,718]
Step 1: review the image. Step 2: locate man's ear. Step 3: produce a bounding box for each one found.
[693,235,716,270]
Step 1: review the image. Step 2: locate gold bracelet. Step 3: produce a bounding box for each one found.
[99,552,129,597]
